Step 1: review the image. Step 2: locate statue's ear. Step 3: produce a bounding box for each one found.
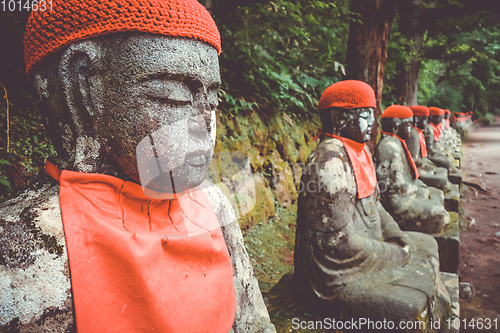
[393,118,401,131]
[59,40,107,172]
[59,40,104,138]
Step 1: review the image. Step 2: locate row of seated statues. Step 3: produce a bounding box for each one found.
[452,111,476,139]
[295,80,463,328]
[0,0,462,331]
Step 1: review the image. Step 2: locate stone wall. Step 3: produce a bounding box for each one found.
[213,110,320,291]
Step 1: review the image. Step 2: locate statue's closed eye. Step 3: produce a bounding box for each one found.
[143,79,193,105]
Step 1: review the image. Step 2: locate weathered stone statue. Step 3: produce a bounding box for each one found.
[444,110,451,130]
[374,105,449,234]
[441,109,462,162]
[406,106,459,212]
[451,111,474,138]
[295,81,451,326]
[425,107,458,173]
[407,106,438,171]
[0,1,275,332]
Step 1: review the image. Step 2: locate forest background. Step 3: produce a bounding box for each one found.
[1,0,500,300]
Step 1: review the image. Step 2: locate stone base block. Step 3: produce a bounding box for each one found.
[267,270,450,333]
[444,184,460,212]
[433,212,460,273]
[420,170,449,191]
[440,272,459,333]
[448,169,462,187]
[453,152,462,168]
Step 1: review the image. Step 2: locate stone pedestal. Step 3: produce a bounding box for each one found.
[444,184,460,213]
[448,169,462,187]
[419,168,449,190]
[440,272,460,333]
[433,212,460,274]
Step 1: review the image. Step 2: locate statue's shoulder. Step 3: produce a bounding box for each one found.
[375,135,402,159]
[199,180,237,228]
[0,181,63,241]
[409,126,420,139]
[0,181,75,332]
[308,137,349,167]
[1,181,59,214]
[424,124,434,136]
[305,138,356,197]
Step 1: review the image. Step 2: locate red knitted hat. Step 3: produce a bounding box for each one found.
[444,109,451,115]
[429,107,444,116]
[318,80,376,110]
[24,0,221,76]
[381,105,413,119]
[410,105,430,117]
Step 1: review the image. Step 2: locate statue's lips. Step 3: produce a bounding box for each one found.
[186,152,208,167]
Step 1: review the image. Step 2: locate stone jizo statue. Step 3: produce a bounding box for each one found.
[406,106,454,197]
[441,109,461,160]
[374,105,449,234]
[407,105,432,168]
[294,81,450,325]
[425,107,459,174]
[0,1,275,332]
[451,111,474,137]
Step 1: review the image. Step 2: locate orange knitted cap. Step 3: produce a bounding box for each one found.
[410,105,430,117]
[444,109,451,115]
[381,105,413,119]
[24,0,221,76]
[318,80,376,110]
[429,107,444,116]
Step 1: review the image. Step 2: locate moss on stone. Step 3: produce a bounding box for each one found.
[244,203,297,292]
[215,109,320,289]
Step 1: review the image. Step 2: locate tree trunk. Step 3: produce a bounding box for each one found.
[345,0,398,150]
[394,0,425,106]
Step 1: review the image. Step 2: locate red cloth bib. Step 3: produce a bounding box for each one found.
[381,132,419,180]
[445,119,450,130]
[431,122,441,142]
[47,161,236,333]
[313,132,377,199]
[413,126,428,158]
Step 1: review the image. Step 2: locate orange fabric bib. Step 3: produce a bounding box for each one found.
[381,132,419,180]
[413,126,428,158]
[444,119,450,130]
[319,133,377,199]
[431,123,442,142]
[48,162,236,333]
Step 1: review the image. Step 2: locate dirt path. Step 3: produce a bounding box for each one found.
[459,115,500,331]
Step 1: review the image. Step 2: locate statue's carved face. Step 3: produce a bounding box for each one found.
[396,117,413,140]
[339,107,375,143]
[413,115,427,130]
[429,114,443,125]
[98,36,220,193]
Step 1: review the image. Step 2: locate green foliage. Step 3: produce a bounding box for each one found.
[0,87,55,202]
[424,25,500,114]
[213,0,351,116]
[385,4,500,115]
[416,59,446,104]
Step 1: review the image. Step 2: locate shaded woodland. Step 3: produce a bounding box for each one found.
[1,0,500,201]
